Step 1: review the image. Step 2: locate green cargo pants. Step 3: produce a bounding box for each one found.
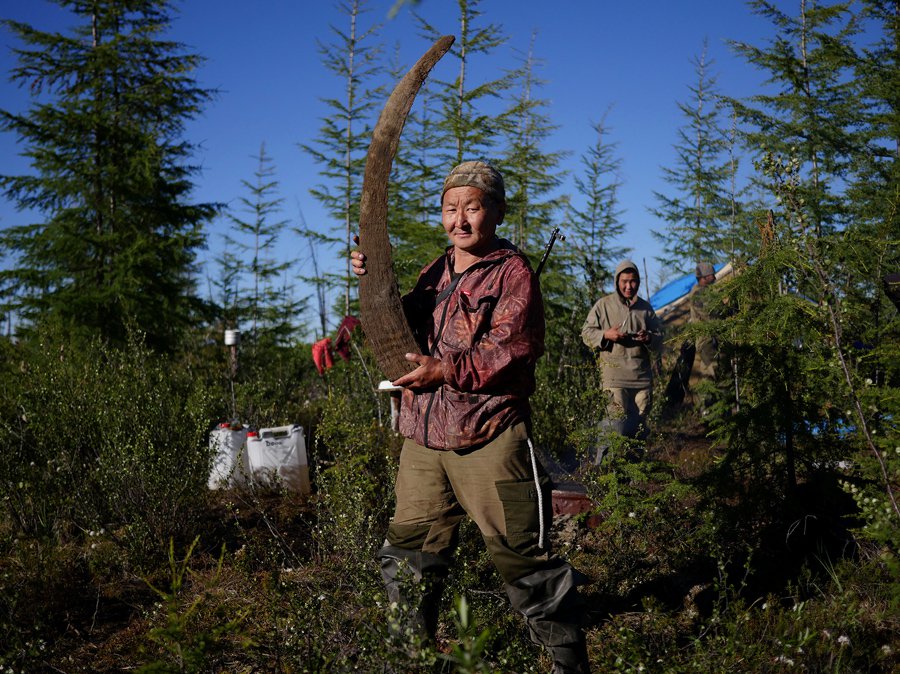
[378,423,590,674]
[385,421,553,582]
[378,421,590,673]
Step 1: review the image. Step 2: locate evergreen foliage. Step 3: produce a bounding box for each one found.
[727,0,860,239]
[498,32,569,255]
[219,143,306,347]
[301,0,383,316]
[567,113,630,300]
[415,0,511,166]
[651,43,741,272]
[846,0,900,290]
[712,2,899,563]
[528,115,631,458]
[0,0,216,352]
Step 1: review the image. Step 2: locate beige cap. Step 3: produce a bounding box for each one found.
[441,160,505,205]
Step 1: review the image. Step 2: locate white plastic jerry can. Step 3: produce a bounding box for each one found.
[208,423,250,489]
[246,424,310,494]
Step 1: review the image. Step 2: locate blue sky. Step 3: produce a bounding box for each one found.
[0,0,782,335]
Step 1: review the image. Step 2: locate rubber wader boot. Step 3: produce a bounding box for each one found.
[594,415,625,466]
[547,639,591,674]
[378,544,450,642]
[504,564,591,674]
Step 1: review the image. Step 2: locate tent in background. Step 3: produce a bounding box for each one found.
[649,262,733,329]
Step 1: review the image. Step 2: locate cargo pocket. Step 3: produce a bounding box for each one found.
[495,475,553,556]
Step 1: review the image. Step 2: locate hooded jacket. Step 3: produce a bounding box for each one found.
[398,239,544,450]
[581,259,662,388]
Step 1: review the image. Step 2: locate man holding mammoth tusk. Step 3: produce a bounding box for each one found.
[352,160,590,673]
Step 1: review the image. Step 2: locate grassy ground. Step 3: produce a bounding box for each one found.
[2,412,898,673]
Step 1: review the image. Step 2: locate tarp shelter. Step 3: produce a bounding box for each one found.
[649,262,734,411]
[649,262,733,329]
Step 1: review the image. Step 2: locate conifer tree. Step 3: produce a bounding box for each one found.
[222,143,302,345]
[531,115,630,453]
[498,32,568,256]
[210,246,243,335]
[712,150,898,528]
[830,1,900,543]
[848,0,900,273]
[568,113,630,300]
[728,0,859,239]
[416,0,511,166]
[493,33,590,449]
[651,43,736,272]
[301,0,382,316]
[0,0,215,351]
[703,2,898,530]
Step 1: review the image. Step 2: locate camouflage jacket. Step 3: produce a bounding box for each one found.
[398,239,544,450]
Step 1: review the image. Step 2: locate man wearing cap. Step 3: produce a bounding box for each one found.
[352,160,590,673]
[689,262,719,398]
[581,260,663,464]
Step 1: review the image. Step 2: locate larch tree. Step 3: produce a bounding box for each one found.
[848,0,900,279]
[301,0,382,318]
[651,42,737,273]
[0,0,216,352]
[834,0,900,543]
[568,113,630,301]
[210,244,243,337]
[221,143,302,346]
[498,31,568,256]
[497,33,574,395]
[704,1,900,514]
[416,0,511,167]
[728,0,860,240]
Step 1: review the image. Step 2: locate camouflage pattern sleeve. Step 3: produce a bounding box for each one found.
[440,256,544,394]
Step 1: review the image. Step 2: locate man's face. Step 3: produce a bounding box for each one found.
[698,274,716,287]
[441,186,503,256]
[617,271,639,300]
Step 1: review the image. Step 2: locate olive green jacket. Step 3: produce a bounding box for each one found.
[581,292,663,389]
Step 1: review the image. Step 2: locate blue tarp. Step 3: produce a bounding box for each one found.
[649,263,725,310]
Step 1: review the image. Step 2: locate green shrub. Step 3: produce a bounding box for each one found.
[0,329,218,568]
[312,390,399,565]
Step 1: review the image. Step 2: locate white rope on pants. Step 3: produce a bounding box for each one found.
[526,436,546,549]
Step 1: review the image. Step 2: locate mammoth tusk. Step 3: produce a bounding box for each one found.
[357,35,455,382]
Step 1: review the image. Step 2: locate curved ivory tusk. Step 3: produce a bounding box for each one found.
[357,35,455,382]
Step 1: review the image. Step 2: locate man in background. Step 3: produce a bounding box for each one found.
[581,260,662,464]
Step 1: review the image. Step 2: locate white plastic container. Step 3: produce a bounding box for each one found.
[246,424,310,495]
[208,424,250,489]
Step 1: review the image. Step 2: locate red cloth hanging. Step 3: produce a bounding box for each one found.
[333,314,361,361]
[312,337,334,375]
